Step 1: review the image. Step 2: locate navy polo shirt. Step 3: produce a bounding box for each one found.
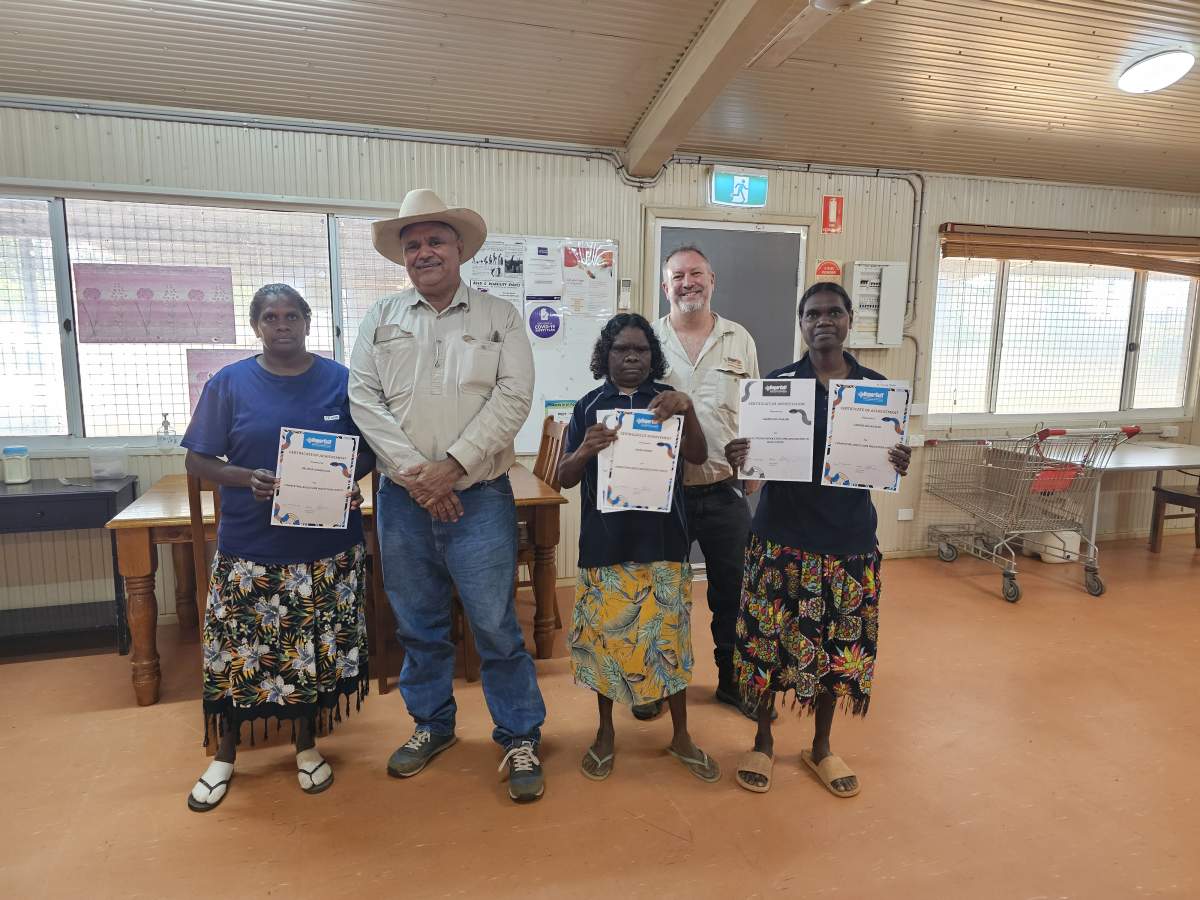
[752,352,887,556]
[182,355,365,565]
[565,379,690,569]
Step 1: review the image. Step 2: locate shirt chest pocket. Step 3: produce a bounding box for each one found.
[374,332,418,401]
[459,336,501,397]
[707,367,745,415]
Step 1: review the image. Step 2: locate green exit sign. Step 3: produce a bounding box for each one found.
[710,167,768,207]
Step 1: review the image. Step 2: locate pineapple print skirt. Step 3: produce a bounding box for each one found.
[734,533,880,717]
[200,543,369,746]
[570,561,694,705]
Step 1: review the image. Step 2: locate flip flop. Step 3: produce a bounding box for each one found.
[800,749,860,798]
[580,747,615,781]
[298,759,334,795]
[187,772,234,813]
[666,746,721,783]
[734,750,774,794]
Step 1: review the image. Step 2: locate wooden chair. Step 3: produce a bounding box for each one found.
[1149,470,1200,553]
[370,471,481,695]
[185,474,221,626]
[516,416,568,629]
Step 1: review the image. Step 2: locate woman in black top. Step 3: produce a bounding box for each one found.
[558,313,720,784]
[725,283,911,796]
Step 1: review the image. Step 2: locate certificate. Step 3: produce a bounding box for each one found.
[271,428,359,528]
[596,409,683,513]
[736,378,817,482]
[821,380,911,492]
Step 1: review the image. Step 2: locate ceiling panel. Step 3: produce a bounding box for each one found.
[0,0,719,147]
[684,0,1200,191]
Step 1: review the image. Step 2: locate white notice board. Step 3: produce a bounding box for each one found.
[464,234,619,454]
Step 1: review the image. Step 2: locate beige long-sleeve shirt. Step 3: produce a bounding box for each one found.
[653,313,760,486]
[348,282,533,490]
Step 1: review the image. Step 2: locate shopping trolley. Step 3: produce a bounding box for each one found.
[923,427,1140,602]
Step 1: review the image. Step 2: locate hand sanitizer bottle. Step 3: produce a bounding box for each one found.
[156,412,178,454]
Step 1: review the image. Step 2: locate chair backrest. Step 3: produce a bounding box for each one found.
[531,415,568,491]
[186,474,221,623]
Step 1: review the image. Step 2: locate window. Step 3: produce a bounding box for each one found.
[930,258,1197,417]
[66,200,334,437]
[333,216,410,360]
[0,199,67,435]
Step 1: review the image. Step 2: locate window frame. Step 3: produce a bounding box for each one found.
[1,190,397,449]
[927,257,1200,428]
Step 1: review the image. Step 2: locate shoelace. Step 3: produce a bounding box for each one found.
[497,742,540,776]
[403,730,433,752]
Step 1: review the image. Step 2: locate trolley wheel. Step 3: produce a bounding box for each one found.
[1002,576,1022,604]
[937,542,958,563]
[1084,572,1105,597]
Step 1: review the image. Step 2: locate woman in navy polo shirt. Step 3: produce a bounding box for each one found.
[558,313,721,784]
[725,282,911,797]
[182,283,375,812]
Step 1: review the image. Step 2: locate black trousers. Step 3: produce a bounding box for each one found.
[683,479,751,685]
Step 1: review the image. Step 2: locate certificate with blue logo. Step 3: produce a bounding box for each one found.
[821,381,911,492]
[736,378,818,482]
[595,410,683,513]
[272,428,359,528]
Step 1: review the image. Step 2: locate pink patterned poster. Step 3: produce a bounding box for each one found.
[74,263,236,343]
[187,349,333,412]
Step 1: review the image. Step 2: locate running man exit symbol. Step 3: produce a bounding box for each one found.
[731,176,750,204]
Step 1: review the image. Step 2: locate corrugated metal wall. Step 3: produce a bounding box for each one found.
[2,107,1199,621]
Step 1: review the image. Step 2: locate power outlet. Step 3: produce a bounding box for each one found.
[1162,425,1180,438]
[897,508,915,521]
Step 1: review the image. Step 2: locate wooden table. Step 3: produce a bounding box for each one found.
[106,465,565,706]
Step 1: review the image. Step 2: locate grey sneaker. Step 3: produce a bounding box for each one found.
[498,740,544,803]
[387,729,457,778]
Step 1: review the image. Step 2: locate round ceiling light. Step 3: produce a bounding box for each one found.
[1118,49,1195,93]
[809,0,873,11]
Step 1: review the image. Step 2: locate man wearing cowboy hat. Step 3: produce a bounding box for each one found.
[349,188,547,803]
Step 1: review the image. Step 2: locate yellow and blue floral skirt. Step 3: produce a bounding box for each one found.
[570,561,693,705]
[200,543,369,746]
[734,533,880,717]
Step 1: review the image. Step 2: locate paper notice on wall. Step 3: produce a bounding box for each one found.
[561,242,617,316]
[524,240,564,297]
[469,235,526,307]
[73,263,236,343]
[525,302,564,345]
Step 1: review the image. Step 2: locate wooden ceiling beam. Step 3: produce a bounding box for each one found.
[623,0,796,178]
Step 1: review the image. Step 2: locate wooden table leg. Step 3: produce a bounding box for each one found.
[531,504,561,660]
[116,528,161,706]
[171,543,198,634]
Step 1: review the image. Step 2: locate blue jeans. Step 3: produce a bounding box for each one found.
[377,474,545,747]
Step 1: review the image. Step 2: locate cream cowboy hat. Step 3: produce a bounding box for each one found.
[372,188,488,264]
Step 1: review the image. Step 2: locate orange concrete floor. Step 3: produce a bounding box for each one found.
[1,537,1198,899]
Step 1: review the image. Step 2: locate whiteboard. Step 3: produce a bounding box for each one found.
[465,233,619,455]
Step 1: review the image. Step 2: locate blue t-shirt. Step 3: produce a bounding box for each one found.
[182,355,365,565]
[752,352,886,556]
[565,379,690,569]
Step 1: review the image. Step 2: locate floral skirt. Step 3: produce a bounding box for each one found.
[570,561,693,705]
[734,533,880,717]
[201,543,369,746]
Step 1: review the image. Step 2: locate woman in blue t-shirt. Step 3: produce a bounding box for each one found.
[558,313,721,784]
[724,282,911,797]
[181,283,375,813]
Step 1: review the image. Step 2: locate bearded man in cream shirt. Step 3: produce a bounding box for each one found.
[646,245,763,721]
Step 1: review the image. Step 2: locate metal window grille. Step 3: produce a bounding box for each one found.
[930,256,1195,416]
[0,199,66,435]
[333,215,410,359]
[65,200,333,436]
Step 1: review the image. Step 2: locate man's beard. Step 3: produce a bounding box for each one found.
[674,295,706,314]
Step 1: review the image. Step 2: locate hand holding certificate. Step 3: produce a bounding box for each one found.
[596,409,683,513]
[272,427,359,528]
[736,378,818,482]
[821,381,911,492]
